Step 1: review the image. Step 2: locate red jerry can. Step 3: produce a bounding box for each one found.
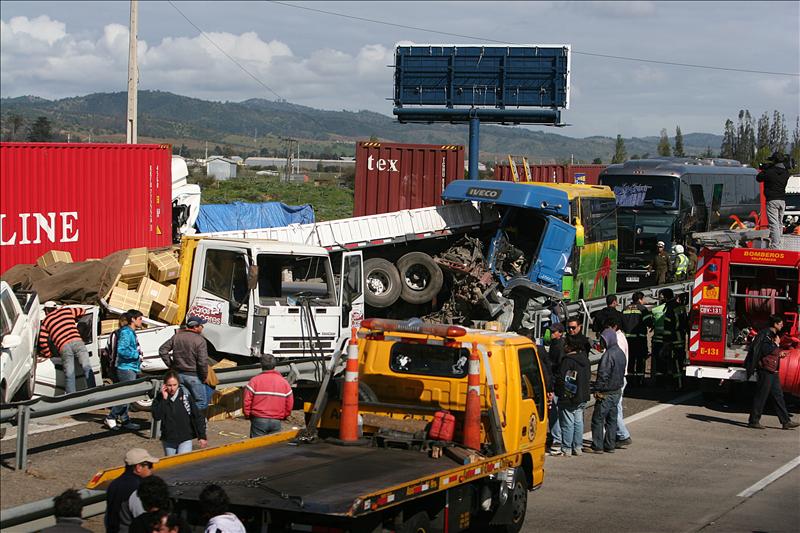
[429,410,456,441]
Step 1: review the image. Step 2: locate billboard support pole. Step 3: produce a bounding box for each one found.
[469,114,480,180]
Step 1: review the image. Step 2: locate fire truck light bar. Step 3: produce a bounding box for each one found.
[361,318,467,338]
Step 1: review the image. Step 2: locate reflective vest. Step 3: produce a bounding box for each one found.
[675,253,689,278]
[651,303,666,343]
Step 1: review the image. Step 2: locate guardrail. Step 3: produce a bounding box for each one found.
[0,358,326,471]
[0,489,105,531]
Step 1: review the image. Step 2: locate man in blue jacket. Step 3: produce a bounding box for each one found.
[104,310,144,431]
[588,328,626,453]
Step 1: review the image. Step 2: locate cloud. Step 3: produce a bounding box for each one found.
[0,15,394,109]
[581,1,657,17]
[632,65,667,84]
[757,78,800,99]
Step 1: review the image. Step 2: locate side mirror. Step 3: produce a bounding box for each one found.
[247,265,259,291]
[575,223,585,248]
[2,335,22,349]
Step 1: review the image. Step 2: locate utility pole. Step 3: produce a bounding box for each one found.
[282,137,297,182]
[126,0,139,144]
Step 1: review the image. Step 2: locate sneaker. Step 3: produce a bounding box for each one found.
[603,448,616,453]
[103,418,119,430]
[583,447,604,454]
[120,420,141,431]
[549,449,565,457]
[782,420,800,430]
[614,441,627,449]
[616,437,632,446]
[748,422,765,429]
[572,448,583,456]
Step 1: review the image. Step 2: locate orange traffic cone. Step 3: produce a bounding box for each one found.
[339,327,360,441]
[463,345,482,450]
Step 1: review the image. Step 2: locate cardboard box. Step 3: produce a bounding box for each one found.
[120,248,148,283]
[213,359,237,370]
[207,387,244,421]
[166,284,177,302]
[100,319,119,335]
[137,278,171,309]
[36,250,73,268]
[148,252,181,282]
[156,300,178,324]
[137,295,153,316]
[108,287,140,311]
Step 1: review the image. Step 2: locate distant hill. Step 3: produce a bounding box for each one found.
[0,91,723,163]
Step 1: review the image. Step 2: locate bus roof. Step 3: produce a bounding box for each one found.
[600,158,758,178]
[528,182,615,200]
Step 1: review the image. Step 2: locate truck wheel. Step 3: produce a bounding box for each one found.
[399,511,430,533]
[364,258,402,308]
[396,252,443,305]
[487,474,528,533]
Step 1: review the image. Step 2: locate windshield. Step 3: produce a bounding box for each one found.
[256,253,336,306]
[601,175,678,209]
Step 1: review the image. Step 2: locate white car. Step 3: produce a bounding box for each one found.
[0,281,41,403]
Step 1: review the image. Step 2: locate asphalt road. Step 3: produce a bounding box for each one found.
[529,387,800,533]
[1,381,798,532]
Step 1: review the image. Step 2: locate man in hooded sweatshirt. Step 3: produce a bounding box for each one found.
[757,152,791,249]
[556,336,591,456]
[199,484,246,533]
[588,328,626,453]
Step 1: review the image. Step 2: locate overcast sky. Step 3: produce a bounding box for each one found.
[1,1,798,138]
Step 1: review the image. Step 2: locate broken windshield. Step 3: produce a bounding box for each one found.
[256,253,336,306]
[601,176,678,209]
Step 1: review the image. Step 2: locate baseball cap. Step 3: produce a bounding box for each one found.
[124,448,160,466]
[43,301,59,309]
[185,315,208,327]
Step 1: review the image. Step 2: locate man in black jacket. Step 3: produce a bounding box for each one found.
[746,315,799,430]
[622,291,651,384]
[556,337,591,456]
[592,295,625,335]
[546,324,566,456]
[757,152,791,249]
[105,448,158,533]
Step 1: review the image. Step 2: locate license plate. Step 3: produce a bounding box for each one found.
[626,276,640,283]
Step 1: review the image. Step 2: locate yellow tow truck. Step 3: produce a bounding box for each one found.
[88,319,549,532]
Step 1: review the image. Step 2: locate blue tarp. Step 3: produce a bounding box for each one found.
[196,201,315,233]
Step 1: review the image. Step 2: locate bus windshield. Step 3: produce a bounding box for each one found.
[601,176,678,209]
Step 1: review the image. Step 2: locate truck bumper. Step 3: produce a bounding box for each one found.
[685,365,756,382]
[616,269,654,291]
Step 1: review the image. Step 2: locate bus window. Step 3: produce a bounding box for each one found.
[711,183,724,213]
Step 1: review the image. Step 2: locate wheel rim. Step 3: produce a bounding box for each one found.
[367,271,390,296]
[403,264,431,291]
[511,481,527,524]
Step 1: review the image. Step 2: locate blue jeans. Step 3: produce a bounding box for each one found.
[61,340,96,394]
[163,440,193,456]
[549,395,562,448]
[178,373,208,410]
[616,378,631,441]
[559,401,587,453]
[591,389,621,451]
[108,369,137,422]
[250,417,282,438]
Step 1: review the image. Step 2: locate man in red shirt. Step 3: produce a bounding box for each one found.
[38,302,97,394]
[243,353,293,437]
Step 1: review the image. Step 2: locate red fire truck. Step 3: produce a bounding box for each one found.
[686,243,800,396]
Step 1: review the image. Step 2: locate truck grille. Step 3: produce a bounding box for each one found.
[272,336,336,355]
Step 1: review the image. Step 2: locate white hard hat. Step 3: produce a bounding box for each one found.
[674,244,684,254]
[657,241,666,247]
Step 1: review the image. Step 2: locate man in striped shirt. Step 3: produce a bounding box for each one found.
[38,302,97,394]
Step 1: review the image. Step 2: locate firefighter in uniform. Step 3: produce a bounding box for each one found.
[650,296,667,380]
[686,246,698,277]
[622,291,651,385]
[661,288,687,388]
[648,241,671,284]
[673,244,689,281]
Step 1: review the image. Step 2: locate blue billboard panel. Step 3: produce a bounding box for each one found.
[394,44,570,109]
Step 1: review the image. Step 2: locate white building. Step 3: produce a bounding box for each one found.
[206,156,238,180]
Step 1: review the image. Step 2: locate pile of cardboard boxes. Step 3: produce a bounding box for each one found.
[102,248,182,334]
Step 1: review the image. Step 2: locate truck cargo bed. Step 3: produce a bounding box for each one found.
[161,438,448,516]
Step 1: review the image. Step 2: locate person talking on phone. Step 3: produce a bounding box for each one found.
[152,370,208,455]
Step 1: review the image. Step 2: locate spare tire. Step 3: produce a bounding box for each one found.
[396,252,444,305]
[364,258,402,308]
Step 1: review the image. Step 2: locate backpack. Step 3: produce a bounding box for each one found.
[100,329,121,382]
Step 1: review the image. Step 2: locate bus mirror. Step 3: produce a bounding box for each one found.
[247,265,259,291]
[575,224,585,248]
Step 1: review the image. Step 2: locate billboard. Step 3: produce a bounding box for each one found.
[394,44,570,109]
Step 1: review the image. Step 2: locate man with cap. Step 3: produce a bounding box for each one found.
[757,152,791,249]
[38,302,97,394]
[545,323,566,455]
[159,315,210,419]
[243,353,294,437]
[104,448,158,533]
[648,241,671,284]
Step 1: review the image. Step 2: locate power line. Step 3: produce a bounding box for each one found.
[167,0,285,101]
[269,1,800,78]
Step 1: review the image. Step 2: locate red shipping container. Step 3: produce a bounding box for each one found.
[429,410,455,441]
[354,141,465,216]
[1,143,172,273]
[493,163,605,185]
